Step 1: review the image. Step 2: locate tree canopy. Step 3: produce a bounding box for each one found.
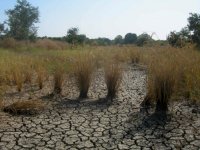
[124,33,137,44]
[137,33,152,46]
[6,0,39,40]
[188,13,200,46]
[114,35,123,45]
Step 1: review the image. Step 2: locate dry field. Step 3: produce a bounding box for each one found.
[0,41,200,149]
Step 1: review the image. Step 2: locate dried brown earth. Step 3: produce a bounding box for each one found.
[0,66,200,150]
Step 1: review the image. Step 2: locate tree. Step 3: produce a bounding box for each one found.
[124,33,137,44]
[137,33,152,46]
[167,31,182,47]
[167,28,190,48]
[96,38,112,46]
[188,13,200,46]
[77,34,87,45]
[66,27,79,45]
[114,35,123,45]
[0,23,4,37]
[6,0,39,40]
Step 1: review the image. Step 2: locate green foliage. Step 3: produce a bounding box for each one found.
[66,27,79,45]
[137,33,152,46]
[114,35,123,45]
[124,33,137,44]
[188,13,200,46]
[66,28,88,45]
[97,38,112,45]
[6,0,39,41]
[77,34,87,45]
[167,28,190,48]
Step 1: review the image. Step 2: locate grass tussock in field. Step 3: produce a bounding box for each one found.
[3,100,45,115]
[149,60,177,113]
[53,65,65,94]
[144,47,200,113]
[73,52,94,99]
[35,65,48,90]
[105,62,122,100]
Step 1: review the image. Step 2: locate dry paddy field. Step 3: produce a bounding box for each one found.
[0,45,200,150]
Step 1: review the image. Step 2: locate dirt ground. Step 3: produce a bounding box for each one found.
[0,66,200,150]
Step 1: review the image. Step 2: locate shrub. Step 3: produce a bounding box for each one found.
[105,63,122,100]
[167,31,188,48]
[3,100,45,115]
[73,53,94,99]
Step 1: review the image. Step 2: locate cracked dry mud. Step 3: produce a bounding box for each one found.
[0,66,200,150]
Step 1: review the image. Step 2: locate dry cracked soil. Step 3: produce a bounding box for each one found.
[0,65,200,150]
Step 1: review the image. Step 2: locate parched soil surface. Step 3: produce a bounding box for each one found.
[0,66,200,150]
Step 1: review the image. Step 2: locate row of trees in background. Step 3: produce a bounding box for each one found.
[114,33,153,46]
[167,13,200,48]
[64,28,153,46]
[0,0,154,47]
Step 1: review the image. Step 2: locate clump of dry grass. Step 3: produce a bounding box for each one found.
[23,64,33,84]
[146,50,180,113]
[3,100,45,115]
[53,66,65,94]
[10,66,24,92]
[73,53,94,99]
[105,63,122,100]
[153,68,176,113]
[35,66,47,90]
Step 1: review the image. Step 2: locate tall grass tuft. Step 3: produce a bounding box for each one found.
[148,56,178,114]
[23,65,33,84]
[10,65,24,92]
[73,53,94,99]
[105,63,122,100]
[36,66,47,90]
[53,66,65,94]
